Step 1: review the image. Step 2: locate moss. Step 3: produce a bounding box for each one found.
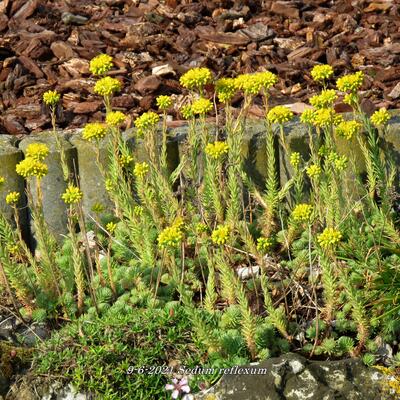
[0,341,33,380]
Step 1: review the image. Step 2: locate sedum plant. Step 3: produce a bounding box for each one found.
[0,58,400,398]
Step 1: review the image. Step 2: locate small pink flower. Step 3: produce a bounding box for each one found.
[165,377,191,399]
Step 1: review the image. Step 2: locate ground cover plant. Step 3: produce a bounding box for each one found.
[0,56,400,399]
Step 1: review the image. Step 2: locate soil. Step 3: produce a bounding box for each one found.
[0,0,399,136]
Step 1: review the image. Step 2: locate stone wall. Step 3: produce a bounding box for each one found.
[0,111,399,246]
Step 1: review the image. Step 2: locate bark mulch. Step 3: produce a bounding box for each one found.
[0,0,399,135]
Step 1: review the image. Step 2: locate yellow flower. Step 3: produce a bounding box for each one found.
[318,227,342,249]
[94,76,122,97]
[172,217,184,231]
[133,162,149,179]
[16,158,48,179]
[119,154,134,167]
[327,152,348,172]
[312,108,336,128]
[336,71,364,93]
[292,204,313,223]
[179,67,212,91]
[191,98,213,115]
[370,108,390,127]
[6,191,20,205]
[106,221,117,234]
[215,78,237,103]
[211,225,229,245]
[82,122,108,141]
[89,54,113,76]
[158,225,183,248]
[106,111,126,127]
[310,65,334,83]
[61,185,83,204]
[267,105,294,124]
[25,143,49,161]
[290,152,301,169]
[205,141,229,160]
[134,111,159,136]
[343,93,359,107]
[334,155,348,172]
[257,237,273,253]
[309,90,337,109]
[156,95,173,111]
[235,71,278,95]
[300,109,316,125]
[335,120,362,140]
[42,90,60,106]
[180,104,194,120]
[306,164,321,179]
[0,176,5,186]
[7,244,19,255]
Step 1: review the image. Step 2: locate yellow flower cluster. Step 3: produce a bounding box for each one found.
[256,237,272,253]
[205,141,229,160]
[94,77,122,97]
[25,143,49,161]
[179,67,212,91]
[180,104,194,120]
[106,221,117,234]
[134,111,160,136]
[191,98,213,115]
[309,90,337,109]
[89,54,113,76]
[290,152,301,169]
[300,109,316,125]
[327,152,348,172]
[343,93,358,107]
[292,203,313,222]
[5,191,20,205]
[370,108,390,127]
[42,90,60,106]
[318,227,342,249]
[335,120,362,140]
[119,154,134,166]
[82,122,108,141]
[312,108,343,128]
[16,158,48,179]
[215,78,237,103]
[235,71,278,95]
[7,244,19,255]
[61,185,83,204]
[106,111,126,127]
[336,71,364,93]
[310,64,334,83]
[156,95,173,111]
[158,223,183,248]
[306,164,321,179]
[211,225,229,245]
[133,162,149,179]
[267,105,293,124]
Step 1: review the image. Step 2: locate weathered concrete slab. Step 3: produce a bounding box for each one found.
[19,130,77,242]
[195,353,398,400]
[0,135,28,235]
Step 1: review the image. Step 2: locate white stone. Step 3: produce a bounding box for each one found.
[289,359,305,375]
